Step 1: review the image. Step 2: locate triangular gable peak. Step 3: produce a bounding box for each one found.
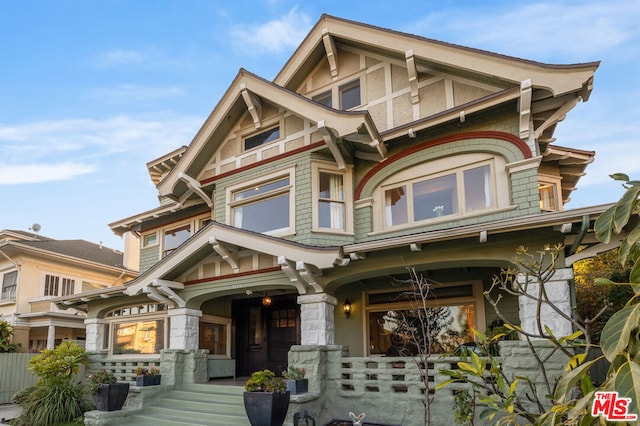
[275,14,599,145]
[156,69,385,203]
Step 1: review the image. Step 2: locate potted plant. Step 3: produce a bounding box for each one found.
[243,369,290,426]
[282,366,308,394]
[134,366,161,386]
[88,369,129,411]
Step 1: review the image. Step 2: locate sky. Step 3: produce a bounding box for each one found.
[1,0,638,251]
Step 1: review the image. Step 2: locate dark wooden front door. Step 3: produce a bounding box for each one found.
[233,295,299,377]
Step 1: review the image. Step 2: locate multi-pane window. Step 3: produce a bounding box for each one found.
[244,126,280,151]
[61,278,75,296]
[1,271,17,300]
[105,303,168,354]
[44,274,60,296]
[44,274,75,297]
[384,163,494,227]
[318,172,345,230]
[339,80,361,110]
[231,176,292,234]
[538,177,562,211]
[163,225,191,257]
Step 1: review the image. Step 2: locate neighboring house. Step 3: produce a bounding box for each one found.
[0,229,137,352]
[58,15,613,424]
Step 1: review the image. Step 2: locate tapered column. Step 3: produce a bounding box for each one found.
[46,324,56,349]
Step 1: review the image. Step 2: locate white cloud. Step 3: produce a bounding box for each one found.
[0,114,202,163]
[0,162,96,185]
[408,0,640,61]
[90,49,147,68]
[88,84,186,102]
[230,8,312,55]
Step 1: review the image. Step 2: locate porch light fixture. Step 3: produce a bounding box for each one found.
[262,293,272,307]
[343,298,352,319]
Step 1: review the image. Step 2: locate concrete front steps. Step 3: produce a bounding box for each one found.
[122,383,251,426]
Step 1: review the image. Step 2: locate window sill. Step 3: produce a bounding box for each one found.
[311,229,354,236]
[0,299,16,306]
[369,205,517,237]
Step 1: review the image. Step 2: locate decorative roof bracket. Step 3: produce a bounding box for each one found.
[178,173,213,208]
[322,29,338,79]
[405,50,420,105]
[240,84,263,128]
[519,79,532,139]
[278,256,308,294]
[318,120,346,169]
[151,279,186,308]
[296,261,324,293]
[210,237,239,273]
[535,97,579,139]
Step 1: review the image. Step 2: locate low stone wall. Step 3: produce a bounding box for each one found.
[285,341,569,426]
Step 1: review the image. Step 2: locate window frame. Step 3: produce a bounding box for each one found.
[382,160,496,228]
[0,270,18,301]
[142,233,158,248]
[312,90,332,108]
[243,125,282,152]
[104,303,169,355]
[200,315,232,359]
[226,168,296,236]
[339,79,361,110]
[363,280,486,356]
[538,174,563,212]
[141,213,211,259]
[311,162,353,234]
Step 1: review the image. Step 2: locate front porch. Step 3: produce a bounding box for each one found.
[83,342,566,426]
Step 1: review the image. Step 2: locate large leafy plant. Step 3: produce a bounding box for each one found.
[544,173,640,424]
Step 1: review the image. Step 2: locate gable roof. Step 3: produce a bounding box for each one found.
[275,14,599,98]
[155,69,385,201]
[0,230,132,271]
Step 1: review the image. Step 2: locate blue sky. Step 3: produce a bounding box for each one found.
[1,1,638,251]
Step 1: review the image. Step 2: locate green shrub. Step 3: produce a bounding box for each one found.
[12,376,89,426]
[28,341,88,384]
[0,317,19,353]
[245,369,286,393]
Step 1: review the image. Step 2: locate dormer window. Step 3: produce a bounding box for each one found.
[339,79,361,110]
[244,126,280,151]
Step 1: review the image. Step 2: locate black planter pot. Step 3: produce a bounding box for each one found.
[135,375,161,386]
[243,391,290,426]
[93,382,129,411]
[284,379,308,394]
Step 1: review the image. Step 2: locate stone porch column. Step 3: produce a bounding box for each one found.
[167,308,202,350]
[517,267,573,338]
[84,318,104,352]
[46,324,56,349]
[297,293,337,345]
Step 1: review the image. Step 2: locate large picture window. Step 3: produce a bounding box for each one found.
[229,172,294,235]
[366,282,484,356]
[384,163,494,227]
[200,317,231,357]
[105,303,168,354]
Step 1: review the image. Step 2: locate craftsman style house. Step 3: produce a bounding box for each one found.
[58,15,606,424]
[0,229,137,351]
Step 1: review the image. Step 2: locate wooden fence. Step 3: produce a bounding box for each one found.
[0,353,37,404]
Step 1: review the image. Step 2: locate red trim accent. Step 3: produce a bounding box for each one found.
[183,266,282,286]
[200,141,326,185]
[355,131,531,200]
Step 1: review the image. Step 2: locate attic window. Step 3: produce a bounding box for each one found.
[313,90,332,107]
[244,126,280,151]
[340,79,361,110]
[538,175,563,211]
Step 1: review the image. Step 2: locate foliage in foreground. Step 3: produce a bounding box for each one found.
[13,341,90,426]
[437,173,640,425]
[0,316,19,353]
